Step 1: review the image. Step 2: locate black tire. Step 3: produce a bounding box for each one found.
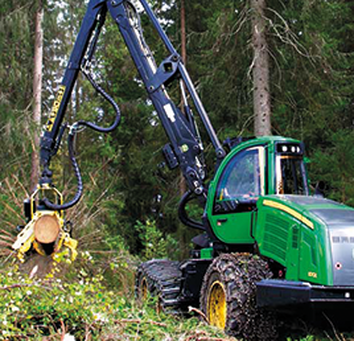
[135,259,182,313]
[200,253,278,340]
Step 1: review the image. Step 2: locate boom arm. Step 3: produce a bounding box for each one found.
[40,0,226,208]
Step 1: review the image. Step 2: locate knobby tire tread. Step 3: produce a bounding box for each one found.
[135,259,182,313]
[200,253,278,341]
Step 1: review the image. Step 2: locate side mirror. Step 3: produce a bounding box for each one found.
[314,180,325,198]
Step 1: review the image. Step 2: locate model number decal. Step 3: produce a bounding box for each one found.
[308,272,317,278]
[46,85,66,132]
[332,236,354,243]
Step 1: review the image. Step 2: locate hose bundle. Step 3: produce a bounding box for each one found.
[43,70,121,211]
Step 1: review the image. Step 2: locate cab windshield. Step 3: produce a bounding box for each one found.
[276,156,309,195]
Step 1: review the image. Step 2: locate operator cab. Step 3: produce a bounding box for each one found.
[206,136,309,245]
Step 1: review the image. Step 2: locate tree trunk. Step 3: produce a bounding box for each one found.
[251,0,271,136]
[30,0,43,190]
[181,0,186,65]
[179,0,187,195]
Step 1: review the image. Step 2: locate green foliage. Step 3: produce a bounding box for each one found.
[0,2,34,181]
[135,219,185,260]
[0,266,232,341]
[136,220,167,260]
[311,130,354,205]
[0,267,112,339]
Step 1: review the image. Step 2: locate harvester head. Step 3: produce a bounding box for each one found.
[12,184,78,263]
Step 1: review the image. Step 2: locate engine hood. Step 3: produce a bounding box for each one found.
[260,195,354,286]
[310,205,354,286]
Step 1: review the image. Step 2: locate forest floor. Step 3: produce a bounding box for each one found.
[0,253,353,341]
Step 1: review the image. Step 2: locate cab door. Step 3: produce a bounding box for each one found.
[208,146,266,244]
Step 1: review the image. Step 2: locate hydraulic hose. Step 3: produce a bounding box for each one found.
[43,70,121,211]
[43,131,83,210]
[78,71,121,133]
[178,190,205,231]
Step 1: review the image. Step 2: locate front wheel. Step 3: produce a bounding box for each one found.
[200,253,278,340]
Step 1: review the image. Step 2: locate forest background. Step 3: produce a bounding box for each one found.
[1,0,354,339]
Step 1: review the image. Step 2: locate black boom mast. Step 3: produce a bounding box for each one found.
[39,0,226,211]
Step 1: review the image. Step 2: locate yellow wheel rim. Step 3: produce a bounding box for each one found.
[141,277,148,301]
[140,277,162,313]
[207,280,227,329]
[156,297,162,314]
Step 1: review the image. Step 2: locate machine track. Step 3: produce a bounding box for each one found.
[135,259,182,313]
[200,253,278,341]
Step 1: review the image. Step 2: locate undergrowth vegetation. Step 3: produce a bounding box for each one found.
[1,258,353,341]
[0,262,234,341]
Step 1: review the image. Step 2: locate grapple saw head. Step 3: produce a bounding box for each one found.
[12,184,78,263]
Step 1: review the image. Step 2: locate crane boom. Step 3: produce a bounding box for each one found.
[40,0,226,202]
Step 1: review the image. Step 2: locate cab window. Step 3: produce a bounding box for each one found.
[276,156,309,195]
[215,146,265,203]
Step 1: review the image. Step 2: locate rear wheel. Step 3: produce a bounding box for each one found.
[200,253,278,340]
[135,259,182,313]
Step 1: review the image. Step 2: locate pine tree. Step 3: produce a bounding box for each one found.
[30,0,44,190]
[251,0,271,136]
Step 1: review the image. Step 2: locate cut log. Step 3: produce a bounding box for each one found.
[34,215,60,244]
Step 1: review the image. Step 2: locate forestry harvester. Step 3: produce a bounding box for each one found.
[13,0,354,339]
